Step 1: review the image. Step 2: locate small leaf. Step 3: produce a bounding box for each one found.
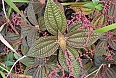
[92,0,99,5]
[58,49,69,71]
[7,52,14,61]
[96,4,103,10]
[27,3,38,25]
[67,46,80,77]
[66,30,101,48]
[5,61,14,66]
[27,36,59,58]
[44,0,66,35]
[83,2,95,9]
[14,53,21,59]
[27,28,39,47]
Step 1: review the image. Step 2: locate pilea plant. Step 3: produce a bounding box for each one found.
[21,0,101,77]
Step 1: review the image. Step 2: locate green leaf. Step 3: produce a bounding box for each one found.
[34,58,45,66]
[108,37,116,50]
[83,2,95,9]
[14,53,22,59]
[5,32,20,43]
[67,46,80,77]
[33,67,45,78]
[105,68,116,78]
[27,28,39,47]
[27,3,38,25]
[94,56,105,67]
[68,24,81,32]
[21,25,32,37]
[21,45,29,55]
[95,41,107,57]
[95,23,116,33]
[44,0,66,35]
[5,61,14,66]
[0,71,6,78]
[38,16,46,31]
[92,0,99,5]
[58,49,69,71]
[66,30,101,48]
[20,57,35,67]
[27,36,59,58]
[96,4,103,10]
[32,1,44,14]
[7,52,14,61]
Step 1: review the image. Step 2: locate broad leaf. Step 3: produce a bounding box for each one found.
[44,0,66,35]
[27,3,38,25]
[58,49,68,71]
[67,46,80,77]
[66,30,100,48]
[27,36,59,58]
[27,28,39,47]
